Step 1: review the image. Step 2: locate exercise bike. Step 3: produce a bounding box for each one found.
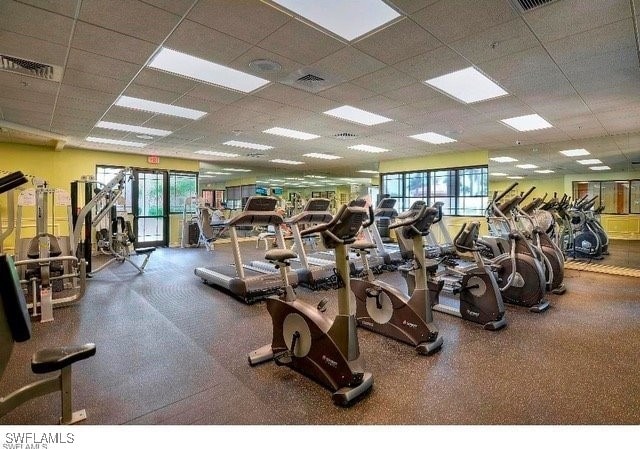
[248,203,374,406]
[351,201,444,355]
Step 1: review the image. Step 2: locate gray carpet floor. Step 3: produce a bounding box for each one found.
[1,242,639,425]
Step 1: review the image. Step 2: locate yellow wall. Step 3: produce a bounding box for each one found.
[0,142,199,248]
[379,149,488,173]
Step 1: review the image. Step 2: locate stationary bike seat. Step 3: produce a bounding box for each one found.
[351,241,376,251]
[265,248,297,262]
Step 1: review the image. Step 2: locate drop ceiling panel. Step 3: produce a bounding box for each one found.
[54,106,103,122]
[63,68,129,95]
[0,29,68,66]
[0,71,60,95]
[186,84,246,105]
[0,1,74,46]
[141,114,198,131]
[411,0,517,44]
[79,0,181,44]
[165,19,252,64]
[188,0,290,45]
[254,83,339,112]
[469,95,532,121]
[524,0,632,43]
[17,0,79,17]
[123,83,183,104]
[390,0,441,15]
[449,18,539,64]
[0,88,56,107]
[140,0,194,16]
[59,85,117,105]
[317,82,377,103]
[1,108,52,127]
[0,97,54,115]
[256,19,345,66]
[524,95,592,121]
[66,48,141,81]
[352,95,406,113]
[354,18,440,65]
[55,95,113,113]
[306,46,386,84]
[171,95,226,114]
[351,66,415,94]
[393,45,469,81]
[71,21,158,64]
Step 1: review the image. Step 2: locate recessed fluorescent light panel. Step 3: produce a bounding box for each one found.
[115,96,206,120]
[577,159,602,165]
[348,144,389,153]
[86,137,146,148]
[490,172,508,177]
[305,175,326,179]
[303,153,342,160]
[148,48,269,93]
[222,168,252,172]
[589,166,611,171]
[270,0,400,42]
[271,159,305,165]
[358,170,379,174]
[263,127,320,140]
[500,114,553,132]
[516,164,538,169]
[409,132,456,144]
[324,106,392,126]
[136,135,154,140]
[507,176,524,179]
[95,121,172,137]
[534,170,555,174]
[205,172,229,175]
[223,140,273,150]
[194,150,240,157]
[559,148,590,157]
[424,67,508,104]
[490,156,518,163]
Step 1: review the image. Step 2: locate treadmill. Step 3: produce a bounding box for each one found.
[285,198,336,289]
[366,197,408,266]
[194,196,298,304]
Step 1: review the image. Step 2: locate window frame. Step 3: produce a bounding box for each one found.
[168,171,199,215]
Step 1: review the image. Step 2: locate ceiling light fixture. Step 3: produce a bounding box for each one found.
[194,150,240,157]
[115,95,206,119]
[589,166,611,171]
[534,169,555,174]
[303,153,342,160]
[516,164,538,169]
[263,127,320,140]
[507,176,524,179]
[559,148,590,157]
[148,47,269,93]
[490,172,508,177]
[95,121,172,137]
[424,67,508,104]
[222,168,252,172]
[490,156,518,163]
[271,159,305,165]
[86,137,146,148]
[500,114,553,132]
[223,140,274,150]
[409,132,457,144]
[269,0,401,42]
[577,159,603,165]
[324,105,392,126]
[358,170,379,174]
[348,144,389,153]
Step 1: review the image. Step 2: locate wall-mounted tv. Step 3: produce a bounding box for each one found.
[255,186,268,196]
[272,187,284,195]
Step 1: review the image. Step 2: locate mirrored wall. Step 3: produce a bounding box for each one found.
[488,132,640,269]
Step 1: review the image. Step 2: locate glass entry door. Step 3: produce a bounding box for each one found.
[133,170,168,247]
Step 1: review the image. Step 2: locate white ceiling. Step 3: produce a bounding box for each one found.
[0,0,639,181]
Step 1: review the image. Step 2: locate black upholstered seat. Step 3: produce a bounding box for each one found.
[31,344,96,374]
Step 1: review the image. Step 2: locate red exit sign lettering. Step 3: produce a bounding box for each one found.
[148,155,160,164]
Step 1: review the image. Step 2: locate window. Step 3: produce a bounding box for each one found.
[226,186,242,210]
[95,165,132,213]
[572,180,634,214]
[380,166,488,216]
[169,172,198,214]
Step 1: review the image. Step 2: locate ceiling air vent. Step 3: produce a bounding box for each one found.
[246,152,265,158]
[0,54,62,82]
[514,0,558,11]
[332,132,358,140]
[296,73,325,89]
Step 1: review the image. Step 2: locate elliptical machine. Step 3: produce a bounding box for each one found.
[248,203,374,406]
[480,183,549,313]
[351,201,444,355]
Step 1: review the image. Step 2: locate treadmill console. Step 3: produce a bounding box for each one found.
[305,198,330,212]
[244,196,278,211]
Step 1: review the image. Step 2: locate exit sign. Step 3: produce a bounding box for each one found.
[148,155,160,164]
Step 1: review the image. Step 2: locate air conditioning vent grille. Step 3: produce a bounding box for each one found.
[332,132,358,140]
[514,0,558,11]
[0,54,62,81]
[297,74,325,82]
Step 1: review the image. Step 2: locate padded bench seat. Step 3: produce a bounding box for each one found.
[31,343,96,374]
[134,247,156,255]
